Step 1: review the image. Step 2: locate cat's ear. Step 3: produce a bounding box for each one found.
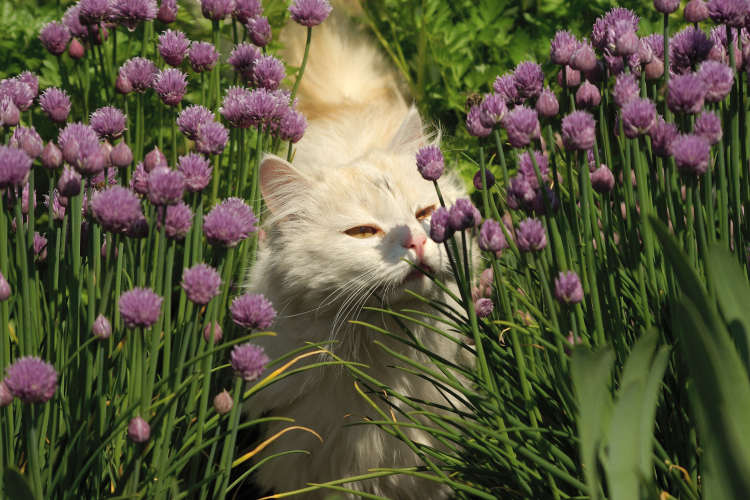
[260,154,314,215]
[387,106,426,153]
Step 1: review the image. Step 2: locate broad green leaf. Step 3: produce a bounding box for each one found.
[638,346,670,487]
[3,469,36,500]
[570,345,615,500]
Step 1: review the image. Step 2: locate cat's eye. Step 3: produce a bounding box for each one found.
[345,226,379,238]
[416,206,435,221]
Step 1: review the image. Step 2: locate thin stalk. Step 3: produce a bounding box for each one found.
[289,27,313,103]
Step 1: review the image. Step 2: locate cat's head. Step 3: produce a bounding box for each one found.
[255,108,465,321]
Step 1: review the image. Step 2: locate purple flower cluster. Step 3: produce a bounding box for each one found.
[288,0,332,27]
[231,294,277,330]
[181,263,222,306]
[177,105,215,140]
[158,29,190,67]
[178,153,213,192]
[231,343,270,381]
[203,197,258,247]
[90,186,143,233]
[415,145,444,181]
[148,167,185,205]
[90,106,127,141]
[119,287,163,329]
[119,57,158,93]
[4,356,57,404]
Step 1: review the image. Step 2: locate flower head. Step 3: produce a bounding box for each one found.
[252,55,286,90]
[591,7,640,50]
[10,126,43,159]
[516,218,547,252]
[147,167,185,205]
[473,169,495,190]
[478,219,508,253]
[0,146,32,189]
[0,271,9,302]
[504,107,540,148]
[507,176,535,210]
[694,110,723,145]
[203,197,258,247]
[622,98,657,138]
[158,29,190,67]
[178,153,213,192]
[153,68,188,106]
[612,73,640,108]
[649,116,679,158]
[234,0,263,23]
[429,207,453,243]
[517,150,549,190]
[157,0,179,23]
[707,0,748,27]
[245,88,289,125]
[575,81,601,109]
[188,42,220,73]
[127,416,150,442]
[673,134,711,175]
[177,105,215,140]
[196,122,230,155]
[613,19,639,56]
[92,314,112,339]
[231,294,277,330]
[448,199,481,231]
[44,189,66,220]
[555,271,584,304]
[536,86,559,118]
[642,33,665,61]
[655,0,681,13]
[479,94,508,129]
[591,165,615,193]
[111,0,158,31]
[246,16,272,47]
[231,343,270,383]
[90,106,127,141]
[228,42,262,81]
[513,61,544,99]
[161,200,193,239]
[200,0,234,20]
[39,22,71,56]
[0,78,34,112]
[144,146,168,173]
[110,142,133,168]
[415,145,444,181]
[668,73,706,115]
[4,357,57,404]
[475,298,493,318]
[213,390,233,414]
[119,57,158,92]
[685,0,710,22]
[90,186,142,233]
[119,287,163,328]
[41,142,63,170]
[181,263,222,305]
[277,108,308,143]
[466,106,491,138]
[561,110,596,150]
[493,74,524,105]
[63,4,89,39]
[130,163,149,194]
[204,322,223,343]
[670,26,714,74]
[78,0,111,25]
[74,139,106,176]
[570,39,598,72]
[698,60,734,103]
[550,30,578,65]
[58,166,82,197]
[288,0,332,27]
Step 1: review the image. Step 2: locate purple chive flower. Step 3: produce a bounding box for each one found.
[638,39,655,64]
[147,167,185,205]
[90,106,127,141]
[645,57,665,80]
[493,74,524,105]
[111,0,158,31]
[245,88,289,125]
[10,126,43,159]
[92,314,112,339]
[592,7,640,50]
[252,55,286,91]
[160,200,194,239]
[228,42,262,81]
[74,140,106,176]
[181,263,222,305]
[475,298,493,318]
[479,94,508,129]
[220,86,253,128]
[158,29,190,67]
[466,106,491,138]
[0,272,10,301]
[288,0,332,27]
[231,294,276,330]
[63,5,89,39]
[555,271,584,304]
[575,81,601,109]
[196,122,230,155]
[655,0,681,13]
[119,287,163,328]
[517,150,550,190]
[188,42,220,73]
[33,232,47,261]
[708,26,742,67]
[90,186,142,233]
[234,0,263,23]
[670,26,714,74]
[157,0,179,23]
[473,169,495,190]
[516,218,547,252]
[213,390,233,414]
[246,16,272,47]
[612,73,640,108]
[115,75,133,95]
[561,110,596,151]
[4,356,57,404]
[685,0,710,22]
[698,60,734,103]
[39,22,71,56]
[41,142,63,170]
[119,57,159,92]
[622,98,657,138]
[44,190,66,220]
[178,153,213,192]
[110,142,133,168]
[277,109,308,143]
[78,0,111,25]
[153,68,188,106]
[513,61,544,99]
[668,73,706,115]
[673,134,711,175]
[200,0,234,20]
[58,166,82,197]
[0,79,35,112]
[130,163,149,194]
[203,197,258,247]
[612,19,639,56]
[507,176,534,210]
[532,187,560,216]
[569,39,597,72]
[127,416,151,443]
[231,343,270,382]
[90,167,118,189]
[0,146,32,189]
[591,165,615,193]
[707,0,749,27]
[0,382,12,407]
[58,123,99,161]
[550,30,578,65]
[204,322,223,343]
[694,111,723,145]
[429,207,453,243]
[448,198,481,231]
[415,145,444,181]
[0,96,20,128]
[504,107,540,148]
[144,146,168,173]
[536,86,559,118]
[177,105,215,140]
[478,219,508,253]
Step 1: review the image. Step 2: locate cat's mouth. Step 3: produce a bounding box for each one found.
[404,264,433,282]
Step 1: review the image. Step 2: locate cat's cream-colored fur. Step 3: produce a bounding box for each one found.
[243,20,469,500]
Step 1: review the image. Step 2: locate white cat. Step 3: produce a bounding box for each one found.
[243,20,470,500]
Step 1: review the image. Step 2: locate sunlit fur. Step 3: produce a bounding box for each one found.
[243,19,471,500]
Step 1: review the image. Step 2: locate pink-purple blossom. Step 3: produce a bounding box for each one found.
[288,0,332,27]
[119,287,163,328]
[90,106,127,141]
[39,22,71,56]
[187,42,220,73]
[90,185,143,233]
[158,29,190,67]
[178,153,213,192]
[231,294,277,330]
[181,263,222,305]
[4,356,57,404]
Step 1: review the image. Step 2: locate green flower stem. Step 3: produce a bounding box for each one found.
[705,148,716,245]
[685,175,696,265]
[663,14,671,119]
[212,20,221,111]
[290,27,313,104]
[172,106,178,167]
[161,239,176,378]
[0,195,12,461]
[577,150,605,344]
[144,210,169,414]
[210,153,221,208]
[728,26,743,262]
[238,127,255,198]
[286,140,294,162]
[215,377,244,500]
[176,194,197,331]
[528,147,566,273]
[201,72,206,108]
[24,405,43,500]
[14,193,33,355]
[477,138,491,220]
[693,176,712,298]
[633,137,659,323]
[718,101,730,247]
[135,93,144,161]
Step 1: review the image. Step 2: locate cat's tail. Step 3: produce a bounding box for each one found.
[279,18,408,122]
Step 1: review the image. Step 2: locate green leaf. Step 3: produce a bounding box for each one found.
[570,345,615,500]
[3,469,36,500]
[638,346,670,486]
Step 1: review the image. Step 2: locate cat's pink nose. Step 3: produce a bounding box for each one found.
[404,233,427,261]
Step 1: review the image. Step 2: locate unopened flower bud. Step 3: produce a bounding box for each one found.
[203,322,223,344]
[473,169,495,191]
[575,81,601,108]
[654,0,680,13]
[684,0,709,22]
[0,272,10,301]
[475,298,493,318]
[58,166,82,197]
[115,75,133,95]
[110,142,133,168]
[69,38,85,59]
[41,142,63,170]
[570,42,597,72]
[644,58,664,80]
[144,146,168,172]
[92,314,112,339]
[557,66,581,87]
[0,381,12,407]
[591,165,615,193]
[127,416,151,443]
[0,97,20,128]
[213,390,234,415]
